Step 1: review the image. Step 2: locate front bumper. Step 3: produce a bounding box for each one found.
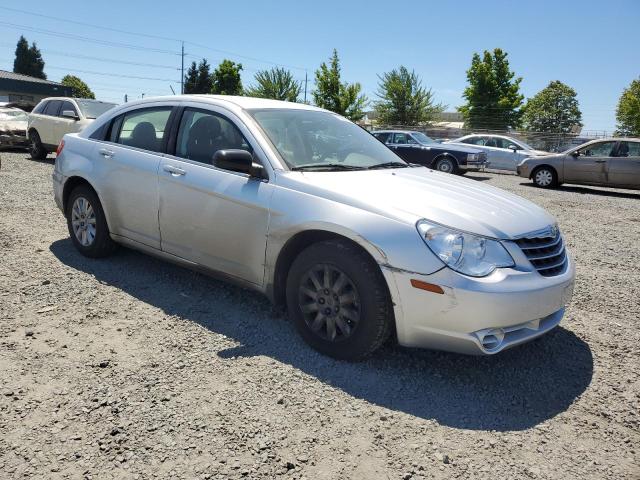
[381,254,575,355]
[0,132,28,149]
[516,164,529,178]
[459,158,488,172]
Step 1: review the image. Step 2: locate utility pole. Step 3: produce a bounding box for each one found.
[304,70,308,103]
[124,94,128,103]
[180,41,185,94]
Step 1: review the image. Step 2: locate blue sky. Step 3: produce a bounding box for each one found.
[1,0,638,132]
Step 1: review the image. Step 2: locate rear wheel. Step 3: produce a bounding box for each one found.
[29,131,47,160]
[434,156,458,174]
[66,185,118,258]
[532,166,558,188]
[286,240,392,361]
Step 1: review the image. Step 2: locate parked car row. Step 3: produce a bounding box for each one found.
[0,106,29,149]
[53,95,575,360]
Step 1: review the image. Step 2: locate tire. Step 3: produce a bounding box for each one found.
[434,156,458,174]
[29,130,48,160]
[532,166,558,188]
[66,185,118,258]
[286,240,392,361]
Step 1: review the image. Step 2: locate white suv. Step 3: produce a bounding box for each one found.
[28,97,116,159]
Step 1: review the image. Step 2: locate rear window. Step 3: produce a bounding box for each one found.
[113,107,173,153]
[76,100,117,119]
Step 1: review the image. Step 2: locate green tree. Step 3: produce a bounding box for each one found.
[211,59,243,95]
[374,66,445,125]
[13,35,46,79]
[521,81,582,133]
[458,48,523,130]
[60,75,95,99]
[615,78,640,136]
[184,59,212,94]
[312,49,367,121]
[245,67,301,102]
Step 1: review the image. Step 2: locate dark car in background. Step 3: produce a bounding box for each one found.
[372,130,487,174]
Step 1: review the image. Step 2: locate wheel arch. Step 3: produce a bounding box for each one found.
[529,163,558,180]
[62,176,113,233]
[431,153,459,168]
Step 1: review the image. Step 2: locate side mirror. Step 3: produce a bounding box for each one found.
[571,151,580,157]
[61,110,78,120]
[212,149,266,179]
[509,145,518,152]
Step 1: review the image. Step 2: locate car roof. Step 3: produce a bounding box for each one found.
[39,97,116,104]
[116,95,324,113]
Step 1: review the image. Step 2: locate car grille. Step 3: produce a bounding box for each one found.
[515,231,567,277]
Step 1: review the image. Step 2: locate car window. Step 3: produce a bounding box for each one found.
[615,141,640,157]
[60,101,78,117]
[462,136,487,146]
[579,141,617,157]
[32,101,48,114]
[393,133,409,144]
[115,107,172,153]
[406,135,419,145]
[373,132,390,143]
[484,137,499,148]
[175,108,251,165]
[494,138,521,150]
[43,100,62,117]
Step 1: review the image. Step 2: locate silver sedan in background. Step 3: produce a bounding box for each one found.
[517,138,640,189]
[446,134,549,171]
[53,95,575,360]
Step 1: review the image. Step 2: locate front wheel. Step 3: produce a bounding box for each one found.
[66,185,118,258]
[532,166,558,188]
[29,131,48,160]
[434,156,458,174]
[286,240,392,361]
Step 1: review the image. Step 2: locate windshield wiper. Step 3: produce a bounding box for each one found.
[291,163,365,171]
[366,162,408,170]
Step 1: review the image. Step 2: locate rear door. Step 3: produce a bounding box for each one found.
[95,105,174,249]
[608,141,640,188]
[158,105,273,285]
[565,141,616,185]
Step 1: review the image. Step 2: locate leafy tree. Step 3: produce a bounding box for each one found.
[312,49,367,121]
[374,66,445,125]
[61,75,95,99]
[615,78,640,136]
[245,67,301,102]
[13,35,46,79]
[522,81,582,133]
[458,48,523,130]
[211,59,243,95]
[184,59,212,94]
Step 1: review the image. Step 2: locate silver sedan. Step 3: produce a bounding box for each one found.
[53,95,575,360]
[517,138,640,189]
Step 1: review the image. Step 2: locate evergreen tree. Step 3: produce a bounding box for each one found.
[13,35,46,79]
[458,48,523,130]
[522,81,582,133]
[245,67,301,102]
[211,60,243,95]
[374,66,444,125]
[184,61,199,94]
[312,49,367,121]
[615,78,640,137]
[61,75,95,99]
[184,59,212,94]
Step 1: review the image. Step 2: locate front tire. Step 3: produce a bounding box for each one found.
[286,240,392,361]
[66,185,117,258]
[532,166,558,188]
[434,156,458,174]
[29,131,47,160]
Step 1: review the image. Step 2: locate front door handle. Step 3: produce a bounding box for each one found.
[163,165,187,176]
[99,148,114,158]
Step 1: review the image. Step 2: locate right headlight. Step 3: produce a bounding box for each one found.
[416,220,514,277]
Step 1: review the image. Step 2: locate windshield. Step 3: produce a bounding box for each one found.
[412,132,435,144]
[249,109,407,170]
[76,100,117,119]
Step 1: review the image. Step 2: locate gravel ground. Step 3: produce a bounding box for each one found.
[1,150,639,480]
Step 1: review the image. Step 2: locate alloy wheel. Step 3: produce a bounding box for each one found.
[71,196,97,246]
[298,264,360,342]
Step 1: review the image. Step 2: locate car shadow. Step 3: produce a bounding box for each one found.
[520,182,640,200]
[50,239,593,432]
[462,174,491,181]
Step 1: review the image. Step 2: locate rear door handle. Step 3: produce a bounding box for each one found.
[163,165,186,176]
[99,148,114,158]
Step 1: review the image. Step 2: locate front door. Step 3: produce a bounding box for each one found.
[96,105,174,249]
[158,106,273,286]
[388,132,422,163]
[608,141,640,188]
[565,141,617,185]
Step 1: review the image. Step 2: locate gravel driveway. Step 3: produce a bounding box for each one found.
[1,151,638,479]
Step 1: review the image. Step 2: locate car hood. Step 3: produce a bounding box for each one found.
[279,167,556,239]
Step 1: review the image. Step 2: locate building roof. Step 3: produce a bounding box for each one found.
[0,70,63,85]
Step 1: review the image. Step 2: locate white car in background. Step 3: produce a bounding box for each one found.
[28,97,116,159]
[445,134,549,171]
